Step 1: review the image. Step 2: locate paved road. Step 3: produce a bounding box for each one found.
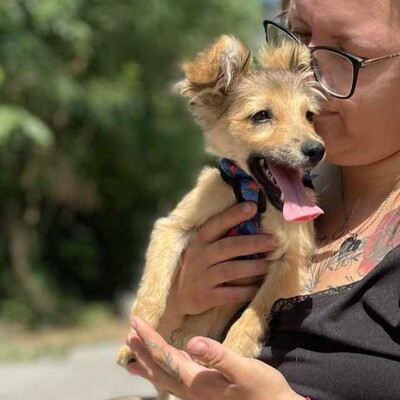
[0,341,158,400]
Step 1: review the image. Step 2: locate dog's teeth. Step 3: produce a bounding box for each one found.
[259,159,265,167]
[280,193,285,201]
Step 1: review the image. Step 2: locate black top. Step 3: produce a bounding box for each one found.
[258,244,400,400]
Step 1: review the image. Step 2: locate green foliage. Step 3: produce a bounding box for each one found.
[0,105,53,146]
[0,0,269,326]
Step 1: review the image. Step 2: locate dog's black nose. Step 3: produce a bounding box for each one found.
[302,141,325,163]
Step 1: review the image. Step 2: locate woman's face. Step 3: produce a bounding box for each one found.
[289,0,400,166]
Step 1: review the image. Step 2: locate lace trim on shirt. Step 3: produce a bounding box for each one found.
[270,281,358,315]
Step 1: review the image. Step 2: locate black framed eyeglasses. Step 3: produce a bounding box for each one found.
[263,19,400,99]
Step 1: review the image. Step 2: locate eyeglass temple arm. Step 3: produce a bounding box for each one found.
[362,52,400,67]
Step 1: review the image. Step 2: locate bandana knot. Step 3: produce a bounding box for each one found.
[217,158,266,259]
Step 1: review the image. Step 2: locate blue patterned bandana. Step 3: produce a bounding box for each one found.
[217,158,266,259]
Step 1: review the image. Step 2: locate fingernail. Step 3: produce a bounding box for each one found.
[242,202,253,213]
[130,318,137,330]
[189,340,208,356]
[127,333,135,344]
[262,235,277,246]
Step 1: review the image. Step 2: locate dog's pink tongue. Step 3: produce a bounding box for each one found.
[268,163,324,222]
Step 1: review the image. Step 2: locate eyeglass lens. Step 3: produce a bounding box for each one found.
[312,49,354,97]
[266,23,355,98]
[265,23,296,47]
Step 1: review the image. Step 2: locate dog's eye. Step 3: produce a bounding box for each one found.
[251,110,272,123]
[306,111,315,123]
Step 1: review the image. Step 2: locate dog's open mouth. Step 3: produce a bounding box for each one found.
[248,155,324,222]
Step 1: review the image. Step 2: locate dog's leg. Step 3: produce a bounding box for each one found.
[117,220,191,367]
[220,208,316,359]
[118,167,236,367]
[222,250,311,358]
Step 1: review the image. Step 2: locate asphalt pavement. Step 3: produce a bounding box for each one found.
[0,341,158,400]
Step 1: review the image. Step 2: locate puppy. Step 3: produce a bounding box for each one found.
[118,35,324,377]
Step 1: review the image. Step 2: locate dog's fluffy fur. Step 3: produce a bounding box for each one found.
[118,36,324,379]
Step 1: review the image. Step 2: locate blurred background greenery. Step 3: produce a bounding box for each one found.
[0,0,279,359]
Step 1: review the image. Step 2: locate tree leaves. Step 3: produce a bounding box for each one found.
[0,0,269,326]
[0,105,54,147]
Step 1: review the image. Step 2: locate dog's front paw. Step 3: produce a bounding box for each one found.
[117,345,136,367]
[223,329,261,359]
[222,309,265,358]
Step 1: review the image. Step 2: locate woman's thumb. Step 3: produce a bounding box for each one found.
[186,337,243,382]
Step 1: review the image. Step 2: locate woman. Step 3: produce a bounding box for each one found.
[125,0,400,398]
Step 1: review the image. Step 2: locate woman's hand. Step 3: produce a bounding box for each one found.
[126,317,305,400]
[167,201,278,317]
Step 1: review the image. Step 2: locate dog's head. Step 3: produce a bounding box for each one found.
[176,36,325,220]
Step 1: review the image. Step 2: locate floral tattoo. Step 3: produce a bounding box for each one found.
[306,204,400,291]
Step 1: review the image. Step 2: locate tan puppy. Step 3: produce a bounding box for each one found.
[118,36,325,371]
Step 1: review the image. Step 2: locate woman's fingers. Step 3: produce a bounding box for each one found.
[128,336,166,378]
[129,318,231,398]
[186,337,248,384]
[206,234,277,265]
[129,319,292,400]
[209,259,268,286]
[127,330,231,400]
[196,202,257,243]
[131,317,199,381]
[127,335,185,396]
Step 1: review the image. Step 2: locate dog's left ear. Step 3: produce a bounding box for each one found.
[257,41,311,73]
[174,35,252,128]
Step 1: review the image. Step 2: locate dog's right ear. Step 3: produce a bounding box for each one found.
[258,41,311,73]
[174,35,252,127]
